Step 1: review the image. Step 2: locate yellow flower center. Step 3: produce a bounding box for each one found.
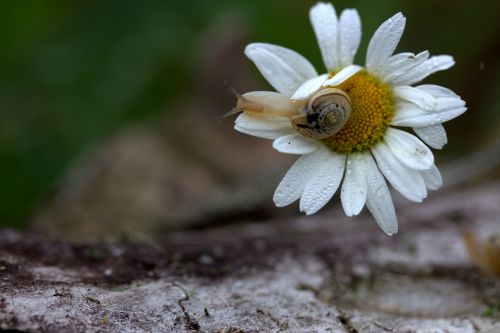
[321,70,394,153]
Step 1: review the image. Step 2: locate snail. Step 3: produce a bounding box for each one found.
[290,88,351,139]
[463,231,500,276]
[224,83,352,140]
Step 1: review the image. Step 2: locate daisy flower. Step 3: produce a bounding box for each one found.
[231,2,466,235]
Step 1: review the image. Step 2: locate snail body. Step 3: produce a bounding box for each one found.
[235,91,299,117]
[223,90,301,119]
[291,88,351,139]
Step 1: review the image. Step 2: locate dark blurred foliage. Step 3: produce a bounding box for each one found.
[0,0,498,227]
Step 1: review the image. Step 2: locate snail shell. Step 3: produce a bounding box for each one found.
[291,88,351,139]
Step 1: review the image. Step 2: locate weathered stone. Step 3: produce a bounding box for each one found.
[2,182,499,332]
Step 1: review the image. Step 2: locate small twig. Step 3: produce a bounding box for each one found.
[372,320,394,332]
[337,310,358,333]
[172,282,200,331]
[83,295,101,305]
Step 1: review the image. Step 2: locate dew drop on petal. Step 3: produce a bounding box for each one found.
[376,185,387,197]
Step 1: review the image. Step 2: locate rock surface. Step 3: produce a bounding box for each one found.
[1,182,499,332]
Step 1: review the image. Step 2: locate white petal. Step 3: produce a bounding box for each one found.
[420,165,442,190]
[291,74,328,100]
[366,12,406,74]
[273,134,321,155]
[394,86,436,110]
[341,153,367,216]
[384,128,434,171]
[273,150,325,207]
[380,51,429,81]
[389,55,455,86]
[371,142,427,202]
[322,65,362,86]
[392,103,467,127]
[416,84,459,98]
[435,97,466,111]
[245,43,318,96]
[364,153,398,236]
[300,149,346,215]
[309,2,340,71]
[338,9,362,67]
[234,112,294,140]
[413,124,448,149]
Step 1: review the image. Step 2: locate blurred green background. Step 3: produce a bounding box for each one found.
[0,0,498,228]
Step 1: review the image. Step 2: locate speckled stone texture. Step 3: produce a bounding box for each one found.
[1,182,499,332]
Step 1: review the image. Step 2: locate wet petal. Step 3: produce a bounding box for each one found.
[273,150,326,207]
[394,86,437,110]
[420,165,442,190]
[291,74,328,100]
[323,65,362,86]
[390,55,455,86]
[435,97,466,111]
[392,103,467,127]
[416,84,459,98]
[245,43,318,96]
[413,124,448,149]
[371,142,427,202]
[384,128,434,170]
[234,112,294,140]
[366,12,406,74]
[341,152,368,216]
[273,134,321,154]
[338,9,362,67]
[309,2,340,71]
[300,149,346,215]
[380,51,429,81]
[364,153,398,236]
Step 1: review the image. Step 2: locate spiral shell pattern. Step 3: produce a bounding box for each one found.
[291,88,351,139]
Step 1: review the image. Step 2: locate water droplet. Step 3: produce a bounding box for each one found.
[376,186,387,197]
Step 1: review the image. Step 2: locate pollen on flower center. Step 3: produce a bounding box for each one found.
[321,70,394,153]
